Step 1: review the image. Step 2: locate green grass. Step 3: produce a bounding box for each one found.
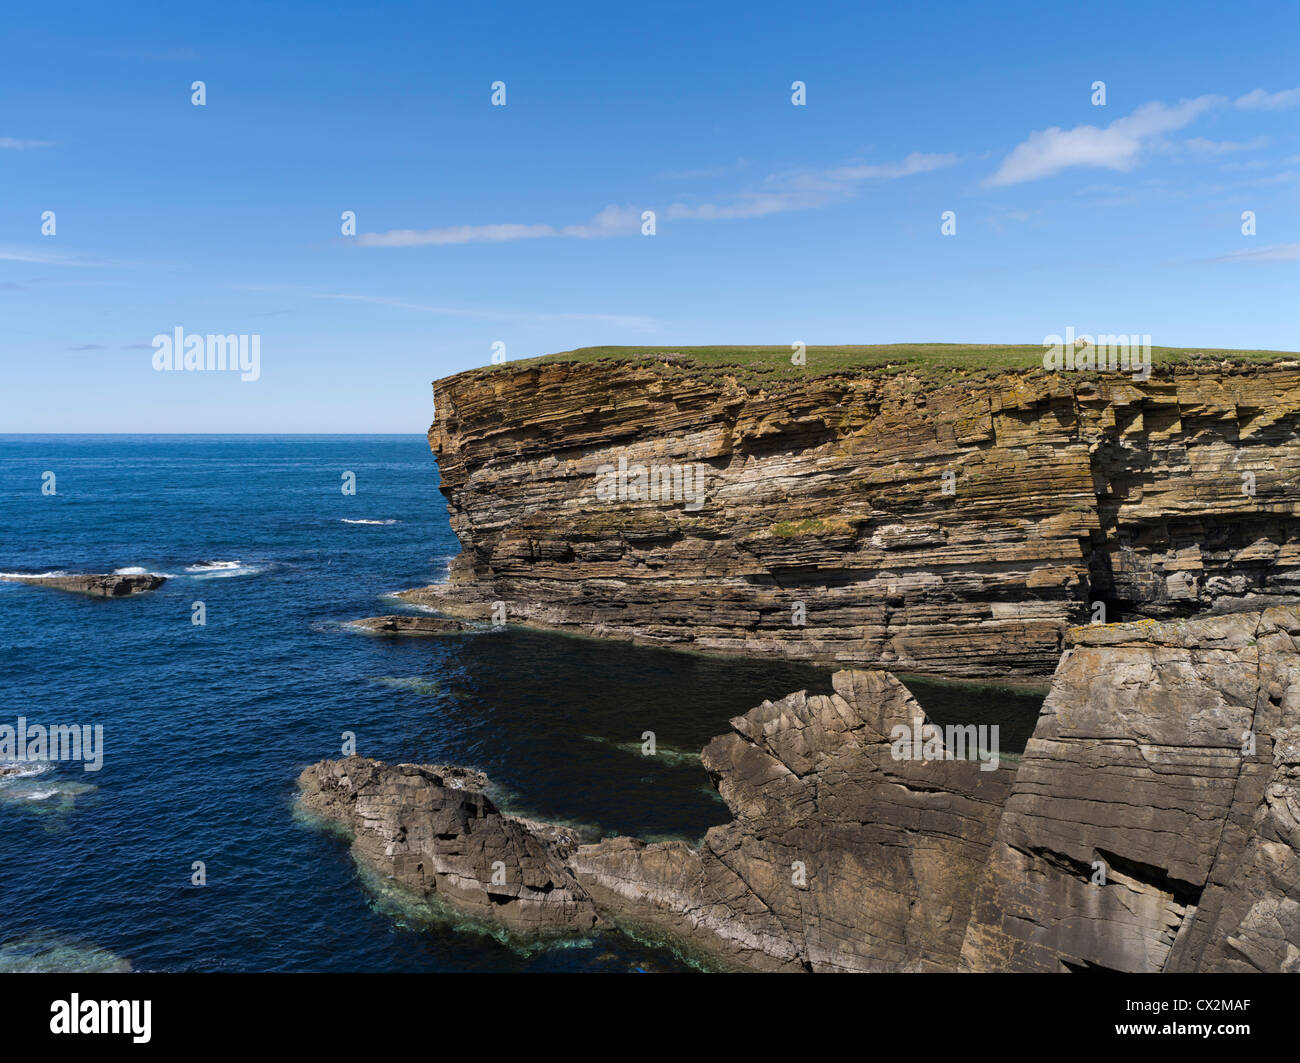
[507,343,1298,384]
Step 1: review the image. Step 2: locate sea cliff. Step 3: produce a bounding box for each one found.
[404,350,1300,678]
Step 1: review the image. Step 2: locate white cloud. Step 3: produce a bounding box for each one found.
[357,152,958,247]
[356,205,641,248]
[1208,242,1300,263]
[0,245,174,269]
[0,245,110,266]
[985,96,1222,186]
[1234,86,1300,110]
[1183,135,1269,154]
[0,137,52,149]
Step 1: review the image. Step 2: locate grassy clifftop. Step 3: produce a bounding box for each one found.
[512,343,1299,384]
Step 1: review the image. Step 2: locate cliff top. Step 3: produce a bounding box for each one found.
[499,343,1299,384]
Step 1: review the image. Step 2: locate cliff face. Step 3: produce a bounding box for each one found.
[411,359,1300,678]
[961,606,1300,973]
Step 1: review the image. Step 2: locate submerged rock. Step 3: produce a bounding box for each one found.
[2,572,165,597]
[351,614,470,635]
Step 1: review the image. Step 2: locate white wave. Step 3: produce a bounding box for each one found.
[24,788,58,801]
[0,761,53,782]
[185,560,262,578]
[0,570,70,579]
[340,519,399,525]
[112,566,177,578]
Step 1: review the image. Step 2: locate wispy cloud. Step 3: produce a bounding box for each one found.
[665,151,959,220]
[236,285,658,329]
[0,137,52,150]
[1183,135,1269,154]
[985,96,1222,186]
[0,245,113,266]
[1207,242,1300,263]
[357,151,958,247]
[0,244,175,269]
[1234,86,1300,110]
[356,205,641,248]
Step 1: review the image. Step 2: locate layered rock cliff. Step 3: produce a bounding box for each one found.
[961,605,1300,973]
[299,607,1300,972]
[406,357,1300,678]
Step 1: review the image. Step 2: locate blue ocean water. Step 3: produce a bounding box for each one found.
[0,435,1043,973]
[0,436,818,972]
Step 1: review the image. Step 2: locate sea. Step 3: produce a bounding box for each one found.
[0,435,1044,972]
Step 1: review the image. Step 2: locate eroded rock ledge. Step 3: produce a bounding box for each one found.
[406,361,1300,678]
[301,607,1299,972]
[1,572,166,597]
[298,669,1015,971]
[349,615,470,636]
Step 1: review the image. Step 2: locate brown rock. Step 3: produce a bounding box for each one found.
[297,757,597,933]
[2,572,166,597]
[350,614,470,635]
[959,605,1300,972]
[406,359,1300,679]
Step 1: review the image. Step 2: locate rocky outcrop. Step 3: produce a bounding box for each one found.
[960,605,1300,972]
[350,615,470,635]
[297,758,597,932]
[2,572,166,597]
[571,670,1014,971]
[300,670,1014,970]
[406,358,1300,678]
[302,607,1300,972]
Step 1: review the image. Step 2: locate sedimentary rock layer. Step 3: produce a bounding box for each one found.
[960,605,1300,972]
[350,615,470,635]
[571,669,1015,971]
[406,360,1300,677]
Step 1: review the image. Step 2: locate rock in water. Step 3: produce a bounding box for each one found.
[297,758,597,932]
[2,572,166,597]
[298,671,1014,969]
[350,615,470,635]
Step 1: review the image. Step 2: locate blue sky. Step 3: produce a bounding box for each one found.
[1,0,1297,431]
